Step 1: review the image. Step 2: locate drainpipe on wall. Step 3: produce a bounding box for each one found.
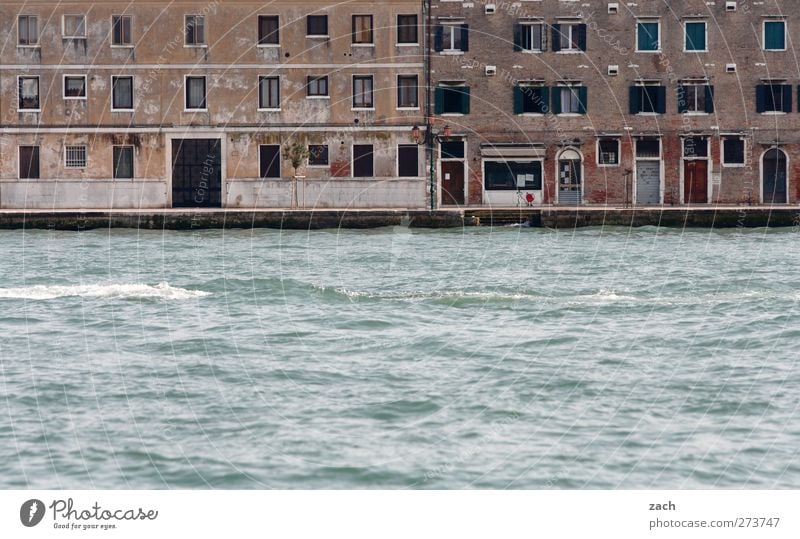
[424,0,435,211]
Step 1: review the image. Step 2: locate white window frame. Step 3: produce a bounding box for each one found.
[683,84,708,114]
[396,74,420,110]
[17,15,40,47]
[597,138,621,167]
[557,23,581,52]
[62,14,87,39]
[17,75,41,112]
[683,20,708,52]
[184,75,208,111]
[636,19,661,52]
[762,20,787,51]
[721,136,747,168]
[257,15,280,47]
[113,145,135,179]
[442,24,465,53]
[396,144,421,178]
[306,76,330,99]
[257,75,281,111]
[64,145,88,169]
[111,14,133,48]
[184,14,207,47]
[63,74,88,100]
[557,85,583,115]
[307,144,330,168]
[111,75,135,112]
[352,75,375,111]
[519,22,544,53]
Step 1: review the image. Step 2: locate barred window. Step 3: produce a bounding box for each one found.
[65,146,87,168]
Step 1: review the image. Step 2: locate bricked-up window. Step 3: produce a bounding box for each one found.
[763,20,786,51]
[352,15,373,44]
[684,21,707,51]
[353,76,374,108]
[259,145,281,178]
[185,15,206,45]
[63,15,86,39]
[598,139,620,166]
[19,146,40,179]
[551,23,587,52]
[678,85,714,113]
[397,75,419,108]
[112,15,132,46]
[636,20,660,52]
[258,16,279,45]
[307,15,328,37]
[307,76,329,97]
[554,86,587,114]
[435,84,470,114]
[18,76,40,110]
[683,137,709,158]
[353,145,374,177]
[513,23,544,52]
[484,161,543,191]
[259,76,280,109]
[434,24,469,52]
[18,15,39,46]
[112,76,134,110]
[629,84,666,114]
[397,15,418,44]
[64,76,87,99]
[308,145,329,166]
[65,145,87,168]
[113,146,134,179]
[513,85,549,114]
[185,76,207,109]
[722,137,746,166]
[398,145,419,177]
[756,84,792,113]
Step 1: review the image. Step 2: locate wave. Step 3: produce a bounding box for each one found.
[0,282,209,300]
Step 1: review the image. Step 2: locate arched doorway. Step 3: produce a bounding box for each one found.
[557,148,582,204]
[762,148,788,204]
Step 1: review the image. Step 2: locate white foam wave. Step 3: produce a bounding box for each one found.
[0,282,210,300]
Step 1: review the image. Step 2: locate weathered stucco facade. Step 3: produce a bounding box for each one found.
[0,0,427,209]
[430,0,800,206]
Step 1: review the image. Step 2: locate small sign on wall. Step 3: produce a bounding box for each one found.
[712,172,722,186]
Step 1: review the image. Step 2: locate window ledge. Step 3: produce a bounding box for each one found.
[397,107,421,111]
[111,45,134,49]
[352,107,376,111]
[636,112,662,116]
[306,96,330,100]
[439,50,465,55]
[440,113,466,117]
[396,43,420,47]
[557,113,584,117]
[556,50,584,54]
[597,164,620,168]
[722,163,747,168]
[761,111,787,115]
[351,43,375,47]
[17,45,41,49]
[257,44,281,48]
[19,109,41,113]
[307,35,330,39]
[184,44,208,48]
[111,109,135,113]
[183,109,208,112]
[258,108,282,112]
[636,50,662,53]
[63,97,88,101]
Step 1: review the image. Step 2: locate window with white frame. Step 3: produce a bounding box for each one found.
[18,15,39,46]
[185,15,206,46]
[307,76,329,97]
[65,145,87,168]
[63,15,86,39]
[514,22,544,52]
[18,76,40,110]
[598,139,620,166]
[185,76,207,109]
[435,24,468,52]
[112,15,132,46]
[64,76,87,99]
[636,20,660,52]
[258,76,280,110]
[112,76,134,110]
[397,75,419,108]
[113,146,134,179]
[353,76,374,109]
[763,20,786,51]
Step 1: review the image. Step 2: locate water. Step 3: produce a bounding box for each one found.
[1,225,799,489]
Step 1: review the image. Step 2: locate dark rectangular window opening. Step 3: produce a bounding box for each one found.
[398,145,419,177]
[397,75,419,108]
[185,15,206,45]
[18,76,40,110]
[636,138,661,158]
[112,15,132,46]
[353,145,374,177]
[113,76,134,109]
[259,145,281,178]
[19,146,40,179]
[352,15,373,44]
[113,146,134,179]
[440,141,465,159]
[683,137,709,158]
[18,15,39,46]
[484,161,543,191]
[439,86,469,114]
[64,76,86,98]
[598,139,620,165]
[186,76,207,109]
[258,15,279,45]
[397,15,418,44]
[259,76,280,109]
[353,75,374,108]
[723,137,745,165]
[307,15,328,36]
[307,76,329,97]
[308,145,329,166]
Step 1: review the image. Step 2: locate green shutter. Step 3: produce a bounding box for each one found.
[638,22,658,51]
[656,86,667,114]
[460,87,470,114]
[578,86,587,114]
[434,87,444,114]
[764,21,785,50]
[551,87,562,114]
[782,84,792,113]
[629,86,641,114]
[685,22,706,51]
[538,87,550,114]
[513,86,524,114]
[704,86,715,113]
[756,85,766,113]
[551,24,562,52]
[513,24,523,51]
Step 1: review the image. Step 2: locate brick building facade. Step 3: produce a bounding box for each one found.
[430,0,800,207]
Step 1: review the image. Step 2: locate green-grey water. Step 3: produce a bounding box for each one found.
[0,226,798,489]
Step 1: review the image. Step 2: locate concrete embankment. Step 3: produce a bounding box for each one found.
[0,207,798,230]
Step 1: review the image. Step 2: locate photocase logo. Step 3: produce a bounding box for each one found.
[20,499,45,527]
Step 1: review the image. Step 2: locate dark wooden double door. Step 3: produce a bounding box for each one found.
[684,160,708,204]
[441,161,465,206]
[172,139,222,208]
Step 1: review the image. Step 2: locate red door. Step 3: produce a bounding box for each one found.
[684,160,708,204]
[441,161,465,206]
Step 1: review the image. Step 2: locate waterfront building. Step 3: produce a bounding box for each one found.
[0,0,427,209]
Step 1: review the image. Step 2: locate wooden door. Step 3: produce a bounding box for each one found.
[441,161,465,205]
[683,160,708,204]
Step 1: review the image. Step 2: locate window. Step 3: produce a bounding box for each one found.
[722,137,745,166]
[435,84,470,114]
[352,15,373,44]
[185,76,207,109]
[636,138,661,158]
[514,23,544,52]
[65,146,87,168]
[18,76,40,110]
[112,15,132,46]
[598,139,620,166]
[307,15,328,37]
[259,145,281,178]
[554,86,587,114]
[353,76,374,109]
[397,15,418,44]
[756,84,792,113]
[684,21,707,51]
[258,15,279,45]
[435,24,469,52]
[763,20,786,51]
[484,161,543,191]
[63,76,87,99]
[630,84,666,114]
[19,146,40,179]
[259,76,280,109]
[398,145,419,177]
[113,146,134,179]
[678,84,714,113]
[636,21,660,51]
[185,15,206,45]
[513,85,549,114]
[552,23,587,52]
[353,145,374,177]
[63,15,86,39]
[683,137,709,158]
[441,141,465,159]
[308,145,329,166]
[307,76,329,97]
[397,75,419,108]
[18,15,39,46]
[112,76,134,110]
